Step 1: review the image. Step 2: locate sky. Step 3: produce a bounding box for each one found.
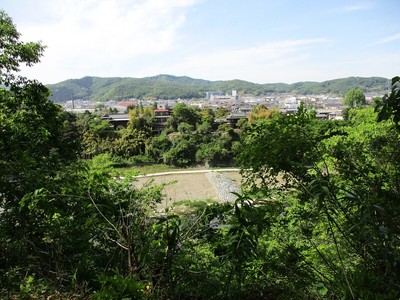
[2,0,400,84]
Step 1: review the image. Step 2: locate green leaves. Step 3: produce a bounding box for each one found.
[376,76,400,130]
[344,88,366,108]
[238,105,320,189]
[236,98,400,297]
[0,10,45,85]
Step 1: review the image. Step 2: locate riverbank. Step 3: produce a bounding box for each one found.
[134,169,242,210]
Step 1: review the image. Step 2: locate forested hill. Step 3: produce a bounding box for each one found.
[47,74,389,102]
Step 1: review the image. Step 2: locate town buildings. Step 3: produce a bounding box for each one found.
[62,90,349,133]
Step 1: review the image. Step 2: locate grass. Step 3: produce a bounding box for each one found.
[173,199,217,208]
[166,199,218,215]
[116,164,182,175]
[115,164,226,175]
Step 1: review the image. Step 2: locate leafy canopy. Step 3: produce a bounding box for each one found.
[0,10,45,85]
[376,76,400,130]
[344,88,366,108]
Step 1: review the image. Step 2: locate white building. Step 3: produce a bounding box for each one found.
[283,97,299,113]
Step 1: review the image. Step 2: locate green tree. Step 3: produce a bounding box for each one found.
[237,105,400,297]
[147,133,172,163]
[376,76,400,130]
[198,107,215,126]
[168,103,200,131]
[238,105,319,187]
[129,104,154,132]
[163,135,198,167]
[344,88,366,108]
[0,10,80,210]
[77,114,116,158]
[0,10,45,85]
[196,123,239,166]
[112,127,148,158]
[214,107,231,118]
[247,105,278,123]
[0,10,179,298]
[177,122,194,134]
[0,10,89,294]
[311,108,400,297]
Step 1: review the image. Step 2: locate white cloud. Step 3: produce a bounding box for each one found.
[142,37,398,84]
[19,0,200,83]
[294,53,399,83]
[368,33,400,46]
[142,38,329,83]
[12,0,394,85]
[342,2,374,12]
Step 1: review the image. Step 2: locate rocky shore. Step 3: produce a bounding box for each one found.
[206,171,241,202]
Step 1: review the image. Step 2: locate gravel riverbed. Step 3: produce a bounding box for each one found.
[206,171,241,202]
[135,170,242,208]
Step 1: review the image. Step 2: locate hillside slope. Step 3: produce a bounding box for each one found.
[47,74,390,102]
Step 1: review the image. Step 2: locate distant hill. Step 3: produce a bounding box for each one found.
[47,74,390,102]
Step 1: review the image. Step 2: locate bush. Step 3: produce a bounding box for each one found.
[93,271,151,300]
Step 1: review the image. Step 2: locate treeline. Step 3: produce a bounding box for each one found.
[47,74,389,102]
[79,104,240,167]
[2,10,400,299]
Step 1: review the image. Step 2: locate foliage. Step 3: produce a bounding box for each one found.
[163,134,198,167]
[4,9,400,300]
[0,12,84,295]
[247,104,278,123]
[129,104,154,132]
[0,10,45,85]
[177,122,194,134]
[77,114,115,158]
[238,99,400,298]
[47,74,390,102]
[76,101,239,167]
[196,124,238,167]
[77,113,153,159]
[93,271,150,300]
[238,105,320,188]
[168,103,200,131]
[198,107,215,126]
[146,134,172,163]
[344,87,366,107]
[214,106,231,118]
[112,127,148,158]
[376,76,400,130]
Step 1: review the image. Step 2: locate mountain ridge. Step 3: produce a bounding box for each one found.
[47,74,390,103]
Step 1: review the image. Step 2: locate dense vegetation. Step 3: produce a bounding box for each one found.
[77,103,240,167]
[1,10,400,299]
[47,74,390,102]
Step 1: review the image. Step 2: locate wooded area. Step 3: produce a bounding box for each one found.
[1,10,400,299]
[47,74,389,102]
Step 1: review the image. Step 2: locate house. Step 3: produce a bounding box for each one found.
[226,113,247,127]
[206,91,224,100]
[315,110,343,120]
[101,113,130,129]
[115,101,136,112]
[153,108,172,134]
[315,113,329,120]
[282,97,299,114]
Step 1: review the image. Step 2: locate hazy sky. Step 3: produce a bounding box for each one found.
[2,0,400,84]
